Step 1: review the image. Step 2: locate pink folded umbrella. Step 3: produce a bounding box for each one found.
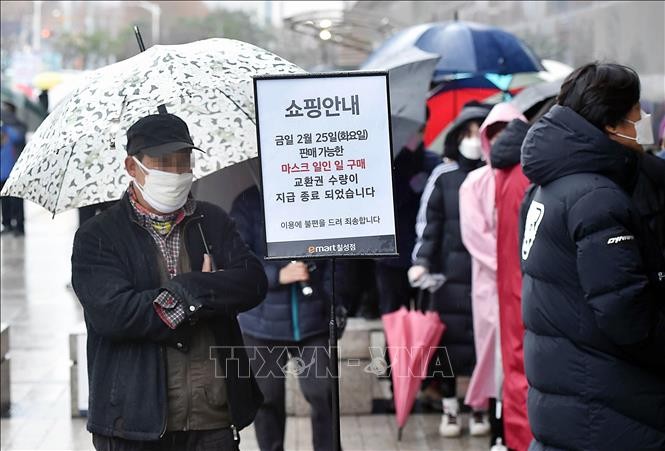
[382,305,446,440]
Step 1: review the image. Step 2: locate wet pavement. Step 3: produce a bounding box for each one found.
[0,201,486,450]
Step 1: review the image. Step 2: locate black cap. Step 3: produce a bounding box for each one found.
[126,113,201,157]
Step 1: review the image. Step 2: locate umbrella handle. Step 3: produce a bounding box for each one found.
[197,223,217,271]
[133,26,146,52]
[416,289,424,311]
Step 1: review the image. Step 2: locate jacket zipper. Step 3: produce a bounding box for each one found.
[159,345,168,438]
[179,215,203,432]
[172,213,239,439]
[185,348,191,431]
[129,220,169,438]
[226,376,239,444]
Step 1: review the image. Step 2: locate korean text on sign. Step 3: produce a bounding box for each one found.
[285,95,360,118]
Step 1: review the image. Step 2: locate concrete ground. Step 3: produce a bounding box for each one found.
[0,202,486,451]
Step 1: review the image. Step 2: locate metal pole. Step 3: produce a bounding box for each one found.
[32,0,43,51]
[329,257,341,451]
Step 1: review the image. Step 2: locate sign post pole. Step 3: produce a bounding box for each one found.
[253,72,398,451]
[329,257,340,451]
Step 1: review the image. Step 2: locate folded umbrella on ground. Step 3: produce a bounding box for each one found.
[381,304,446,440]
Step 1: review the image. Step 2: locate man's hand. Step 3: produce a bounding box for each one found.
[202,254,212,273]
[279,261,310,285]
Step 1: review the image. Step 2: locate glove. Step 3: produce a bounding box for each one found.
[408,265,428,286]
[418,273,447,292]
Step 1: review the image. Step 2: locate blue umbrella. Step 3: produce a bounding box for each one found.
[362,21,543,82]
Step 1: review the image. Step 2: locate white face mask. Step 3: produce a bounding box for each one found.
[616,110,654,145]
[459,136,482,160]
[132,157,193,214]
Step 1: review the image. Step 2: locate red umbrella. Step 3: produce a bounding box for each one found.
[424,86,500,148]
[382,304,446,439]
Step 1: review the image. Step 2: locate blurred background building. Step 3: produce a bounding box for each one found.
[1,1,663,99]
[2,1,662,147]
[346,1,664,99]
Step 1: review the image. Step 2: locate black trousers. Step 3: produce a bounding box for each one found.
[0,181,24,232]
[92,428,238,451]
[242,333,334,451]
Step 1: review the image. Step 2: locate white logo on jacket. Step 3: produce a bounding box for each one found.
[522,200,545,261]
[606,235,634,244]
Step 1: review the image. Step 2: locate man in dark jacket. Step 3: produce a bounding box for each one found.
[520,63,665,450]
[375,127,440,314]
[230,185,334,451]
[72,113,268,451]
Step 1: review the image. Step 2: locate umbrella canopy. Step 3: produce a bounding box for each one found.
[362,21,543,81]
[382,306,446,438]
[191,157,260,213]
[423,86,502,150]
[0,38,303,214]
[422,66,563,151]
[510,79,563,115]
[44,71,91,112]
[363,48,440,155]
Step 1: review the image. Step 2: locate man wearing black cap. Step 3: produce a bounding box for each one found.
[71,112,268,451]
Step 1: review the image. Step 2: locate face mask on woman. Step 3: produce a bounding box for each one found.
[614,110,655,145]
[459,136,482,160]
[132,157,193,214]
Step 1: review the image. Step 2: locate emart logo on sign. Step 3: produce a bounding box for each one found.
[308,243,357,254]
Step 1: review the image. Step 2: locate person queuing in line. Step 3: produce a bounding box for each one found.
[459,102,527,446]
[489,112,544,451]
[377,122,440,314]
[520,62,665,450]
[409,102,491,437]
[230,185,336,451]
[632,142,665,262]
[0,101,27,236]
[72,113,268,451]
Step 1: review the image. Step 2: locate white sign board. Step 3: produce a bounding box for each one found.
[253,73,398,259]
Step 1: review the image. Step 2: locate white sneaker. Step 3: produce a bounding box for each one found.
[469,410,491,436]
[439,397,462,437]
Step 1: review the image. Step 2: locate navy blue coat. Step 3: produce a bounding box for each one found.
[230,186,331,342]
[412,156,484,376]
[520,105,665,450]
[71,193,267,440]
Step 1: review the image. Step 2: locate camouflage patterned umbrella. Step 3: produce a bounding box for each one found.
[1,38,303,214]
